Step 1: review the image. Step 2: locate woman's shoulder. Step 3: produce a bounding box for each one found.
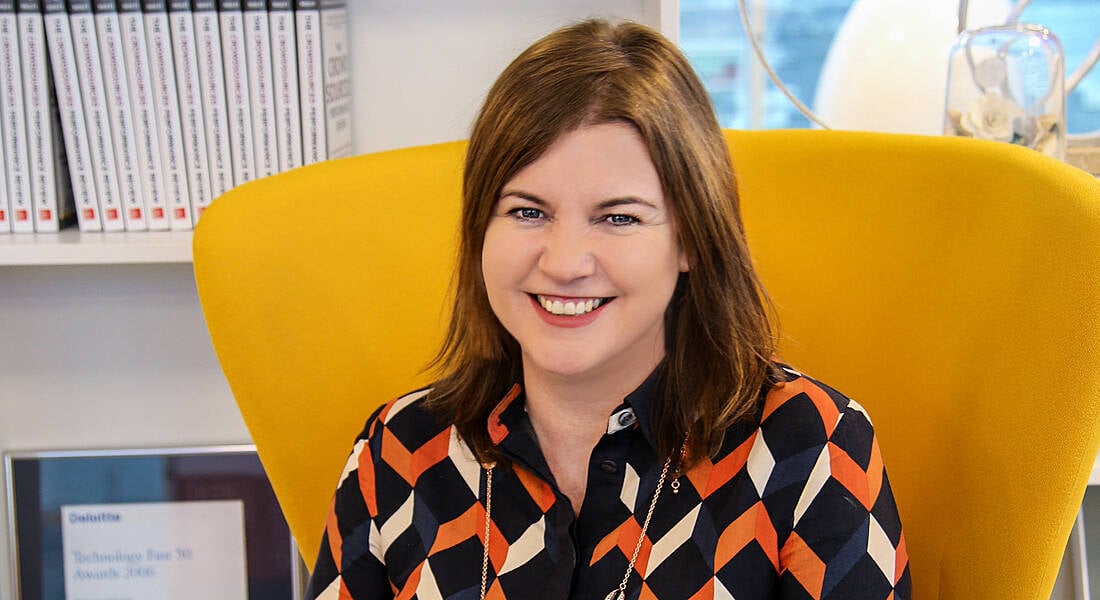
[352,386,448,444]
[756,363,878,446]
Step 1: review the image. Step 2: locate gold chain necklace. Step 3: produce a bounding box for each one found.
[480,461,496,600]
[478,439,687,600]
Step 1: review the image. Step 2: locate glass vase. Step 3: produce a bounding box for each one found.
[944,24,1065,160]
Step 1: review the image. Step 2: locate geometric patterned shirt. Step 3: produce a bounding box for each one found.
[307,364,911,599]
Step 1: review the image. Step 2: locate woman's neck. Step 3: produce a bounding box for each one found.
[519,342,663,425]
[520,363,658,515]
[522,365,651,442]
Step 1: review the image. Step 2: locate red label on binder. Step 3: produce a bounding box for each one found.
[130,208,143,219]
[16,209,29,222]
[82,209,96,221]
[39,209,52,221]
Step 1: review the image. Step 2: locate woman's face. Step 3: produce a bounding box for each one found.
[481,122,689,387]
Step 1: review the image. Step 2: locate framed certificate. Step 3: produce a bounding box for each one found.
[4,445,303,600]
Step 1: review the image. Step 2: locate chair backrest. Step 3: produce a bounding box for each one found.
[193,129,1100,599]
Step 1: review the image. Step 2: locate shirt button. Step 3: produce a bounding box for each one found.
[599,459,618,474]
[617,411,637,428]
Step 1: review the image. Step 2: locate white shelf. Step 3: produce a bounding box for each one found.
[0,229,193,266]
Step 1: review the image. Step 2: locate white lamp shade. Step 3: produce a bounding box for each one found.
[815,0,1011,134]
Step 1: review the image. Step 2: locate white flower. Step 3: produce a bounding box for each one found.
[959,92,1025,142]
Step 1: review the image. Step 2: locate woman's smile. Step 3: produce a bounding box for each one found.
[534,294,610,316]
[528,294,614,329]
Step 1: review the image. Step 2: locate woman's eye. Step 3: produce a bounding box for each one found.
[604,213,640,226]
[506,207,545,222]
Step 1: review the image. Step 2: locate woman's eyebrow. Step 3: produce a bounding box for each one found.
[599,197,659,210]
[498,190,547,205]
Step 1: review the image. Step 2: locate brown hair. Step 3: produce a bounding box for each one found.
[427,19,776,466]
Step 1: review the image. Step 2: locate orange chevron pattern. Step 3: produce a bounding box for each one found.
[356,444,378,518]
[379,426,451,486]
[829,441,874,510]
[694,431,756,498]
[715,500,779,571]
[781,531,827,596]
[514,465,556,513]
[590,516,647,566]
[324,496,343,570]
[894,533,910,586]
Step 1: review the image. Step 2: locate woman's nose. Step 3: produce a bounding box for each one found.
[537,224,596,282]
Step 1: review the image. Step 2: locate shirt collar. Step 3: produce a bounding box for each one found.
[487,384,522,446]
[620,365,663,448]
[485,365,665,450]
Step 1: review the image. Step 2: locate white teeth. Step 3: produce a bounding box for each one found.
[537,295,605,316]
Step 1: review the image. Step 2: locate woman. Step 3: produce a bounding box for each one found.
[309,19,909,600]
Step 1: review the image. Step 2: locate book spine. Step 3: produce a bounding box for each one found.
[0,4,8,233]
[42,74,75,229]
[192,0,231,199]
[0,2,33,232]
[268,0,298,172]
[19,0,70,231]
[43,0,99,228]
[44,0,100,231]
[70,0,125,231]
[219,0,253,185]
[168,0,210,224]
[318,0,348,158]
[46,77,74,225]
[119,0,167,229]
[15,3,38,232]
[243,0,274,177]
[0,86,7,231]
[94,0,147,230]
[0,132,7,231]
[46,56,76,228]
[143,0,191,230]
[293,0,320,166]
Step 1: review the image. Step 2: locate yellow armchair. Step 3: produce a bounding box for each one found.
[193,129,1100,599]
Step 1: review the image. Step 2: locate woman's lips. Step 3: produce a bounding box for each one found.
[529,294,612,328]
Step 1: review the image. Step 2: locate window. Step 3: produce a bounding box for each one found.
[680,0,1100,134]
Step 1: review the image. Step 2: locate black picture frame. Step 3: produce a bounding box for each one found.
[4,445,303,600]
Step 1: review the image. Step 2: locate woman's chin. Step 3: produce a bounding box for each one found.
[521,349,607,382]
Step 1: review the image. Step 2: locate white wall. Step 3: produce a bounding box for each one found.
[349,0,664,153]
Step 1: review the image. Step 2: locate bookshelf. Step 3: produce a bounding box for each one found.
[0,229,193,265]
[0,1,672,596]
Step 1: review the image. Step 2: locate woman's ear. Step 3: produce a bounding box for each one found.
[678,250,691,273]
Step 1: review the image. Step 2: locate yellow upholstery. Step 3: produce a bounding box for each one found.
[193,129,1100,599]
